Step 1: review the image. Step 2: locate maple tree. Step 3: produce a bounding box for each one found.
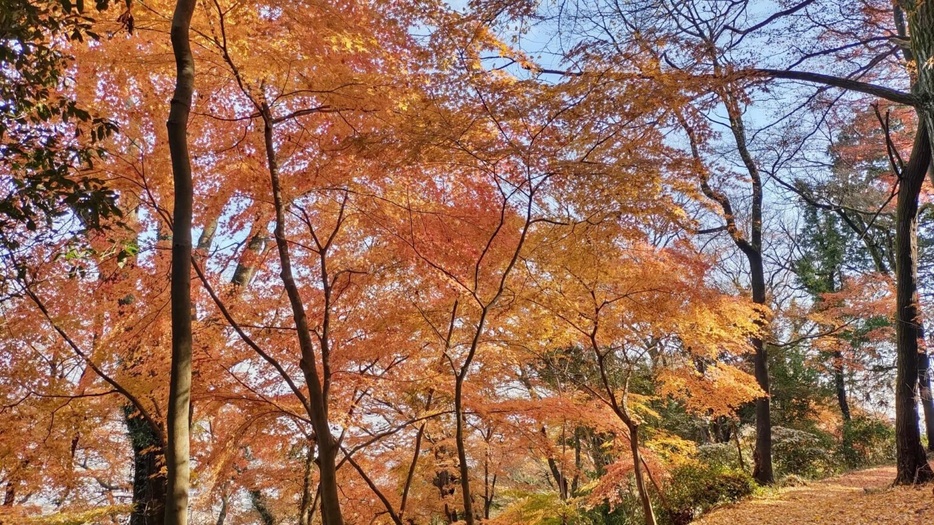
[5,1,934,525]
[525,223,763,523]
[548,0,934,487]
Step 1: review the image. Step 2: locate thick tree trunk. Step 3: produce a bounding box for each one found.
[124,407,167,525]
[747,253,773,485]
[893,122,934,485]
[197,217,218,251]
[897,0,934,456]
[165,0,196,523]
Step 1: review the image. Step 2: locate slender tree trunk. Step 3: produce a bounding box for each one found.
[833,350,851,422]
[214,492,228,525]
[732,421,746,471]
[399,421,426,521]
[919,353,934,450]
[747,254,773,484]
[261,103,344,525]
[627,422,657,525]
[684,93,773,483]
[893,122,934,485]
[165,0,196,523]
[544,432,569,500]
[710,63,774,486]
[298,443,316,525]
[453,376,475,525]
[2,468,17,506]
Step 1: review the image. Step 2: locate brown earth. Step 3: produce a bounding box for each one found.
[692,466,934,525]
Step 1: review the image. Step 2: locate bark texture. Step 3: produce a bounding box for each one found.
[893,122,934,485]
[125,407,167,525]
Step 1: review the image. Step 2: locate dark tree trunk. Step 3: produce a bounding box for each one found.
[261,103,344,525]
[896,0,934,457]
[833,350,851,422]
[893,122,934,485]
[710,416,733,443]
[214,492,228,525]
[124,407,167,525]
[453,376,477,525]
[747,253,773,485]
[685,87,773,484]
[165,0,196,523]
[298,442,316,525]
[248,490,275,525]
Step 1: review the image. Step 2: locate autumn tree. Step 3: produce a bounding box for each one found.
[749,0,934,483]
[564,0,934,485]
[10,2,934,524]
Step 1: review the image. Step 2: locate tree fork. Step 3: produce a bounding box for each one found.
[261,103,344,525]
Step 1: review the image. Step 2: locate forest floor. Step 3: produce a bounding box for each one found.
[691,466,934,524]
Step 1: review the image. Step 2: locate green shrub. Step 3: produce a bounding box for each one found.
[771,426,834,478]
[839,415,895,468]
[697,442,744,471]
[660,463,755,525]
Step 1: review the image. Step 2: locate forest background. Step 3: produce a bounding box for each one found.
[2,1,934,524]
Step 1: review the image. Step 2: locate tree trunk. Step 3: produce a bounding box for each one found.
[261,103,344,525]
[919,352,934,450]
[125,407,167,525]
[893,122,934,485]
[833,350,851,422]
[197,217,218,251]
[298,443,316,525]
[248,490,275,525]
[453,376,475,525]
[165,0,196,523]
[747,253,773,485]
[627,422,657,525]
[232,227,269,287]
[214,492,228,525]
[689,85,774,484]
[894,0,934,457]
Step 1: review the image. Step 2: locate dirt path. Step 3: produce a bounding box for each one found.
[692,466,934,525]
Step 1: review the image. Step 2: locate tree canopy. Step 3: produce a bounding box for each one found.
[1,1,932,525]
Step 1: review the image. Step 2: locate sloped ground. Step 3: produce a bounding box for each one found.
[692,467,934,525]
